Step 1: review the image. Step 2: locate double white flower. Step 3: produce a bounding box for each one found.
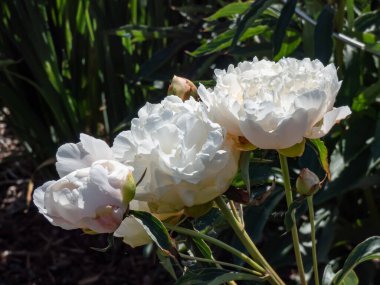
[199,58,351,150]
[112,96,240,213]
[33,134,150,247]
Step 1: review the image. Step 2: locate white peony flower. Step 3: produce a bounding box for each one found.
[33,160,134,233]
[56,133,114,178]
[198,58,352,150]
[112,95,240,213]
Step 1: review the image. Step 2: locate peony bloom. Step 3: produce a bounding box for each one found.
[55,133,114,178]
[33,160,133,233]
[33,134,155,247]
[112,96,240,213]
[198,58,351,150]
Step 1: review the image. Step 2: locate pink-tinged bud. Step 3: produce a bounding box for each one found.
[296,168,321,196]
[168,75,198,101]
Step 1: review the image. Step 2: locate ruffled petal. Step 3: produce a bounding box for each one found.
[241,108,309,149]
[305,106,352,139]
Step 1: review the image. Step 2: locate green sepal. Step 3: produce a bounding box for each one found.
[184,201,214,218]
[122,173,136,206]
[277,139,306,157]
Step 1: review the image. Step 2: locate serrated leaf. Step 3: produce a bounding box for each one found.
[284,199,304,232]
[130,210,174,256]
[239,151,252,196]
[231,0,276,48]
[273,0,297,56]
[334,236,380,285]
[175,268,263,285]
[205,2,251,21]
[314,5,334,64]
[309,139,331,180]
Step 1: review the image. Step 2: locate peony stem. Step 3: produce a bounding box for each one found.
[215,196,285,285]
[165,223,266,275]
[178,253,262,276]
[307,196,319,285]
[278,154,307,285]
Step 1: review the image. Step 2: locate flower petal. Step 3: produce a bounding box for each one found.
[114,216,151,248]
[306,106,352,138]
[56,134,113,178]
[241,108,309,149]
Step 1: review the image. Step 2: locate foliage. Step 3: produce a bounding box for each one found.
[1,0,380,284]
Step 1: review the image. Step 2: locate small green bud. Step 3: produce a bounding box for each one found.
[296,168,321,196]
[122,173,136,206]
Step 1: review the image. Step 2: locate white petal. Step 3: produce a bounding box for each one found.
[114,216,151,248]
[80,133,113,161]
[241,108,309,149]
[306,106,352,138]
[56,134,113,177]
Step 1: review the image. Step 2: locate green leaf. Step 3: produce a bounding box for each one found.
[277,138,306,157]
[239,151,252,196]
[175,268,264,285]
[130,210,174,256]
[191,25,267,57]
[322,263,336,285]
[231,0,276,48]
[314,5,334,65]
[284,199,304,232]
[334,236,380,285]
[192,237,213,259]
[273,0,297,56]
[157,249,177,280]
[309,139,330,180]
[205,2,251,21]
[352,80,380,112]
[334,270,359,285]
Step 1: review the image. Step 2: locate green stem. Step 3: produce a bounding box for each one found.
[278,154,307,285]
[178,253,262,276]
[165,223,265,274]
[307,196,319,285]
[215,197,285,285]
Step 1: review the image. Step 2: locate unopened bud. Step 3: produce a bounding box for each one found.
[122,173,136,206]
[296,168,321,196]
[168,75,198,101]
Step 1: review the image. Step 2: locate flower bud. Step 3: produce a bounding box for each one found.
[168,75,198,101]
[296,168,321,196]
[122,172,136,206]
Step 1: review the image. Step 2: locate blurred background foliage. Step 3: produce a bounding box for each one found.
[0,0,379,284]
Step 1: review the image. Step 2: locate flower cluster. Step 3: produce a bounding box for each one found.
[33,58,351,247]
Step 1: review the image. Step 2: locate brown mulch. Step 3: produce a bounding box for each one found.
[0,112,173,285]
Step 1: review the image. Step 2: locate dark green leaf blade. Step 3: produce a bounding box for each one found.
[314,5,334,65]
[273,0,297,56]
[130,210,174,256]
[205,2,251,21]
[231,0,276,48]
[334,236,380,285]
